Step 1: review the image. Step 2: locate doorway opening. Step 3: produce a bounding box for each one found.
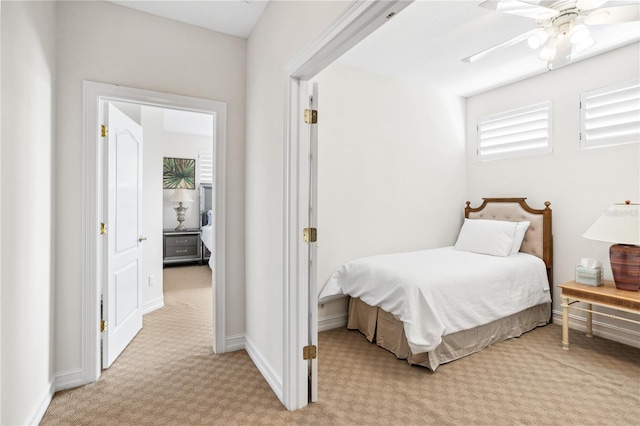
[103,101,216,369]
[281,1,412,410]
[82,81,227,385]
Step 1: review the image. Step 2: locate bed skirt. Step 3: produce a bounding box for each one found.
[347,297,550,371]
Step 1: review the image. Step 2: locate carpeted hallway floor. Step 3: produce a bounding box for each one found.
[41,265,640,425]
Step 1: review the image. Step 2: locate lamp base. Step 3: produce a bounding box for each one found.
[610,244,640,291]
[174,203,188,231]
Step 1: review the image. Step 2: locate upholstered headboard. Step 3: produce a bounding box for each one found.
[465,198,553,285]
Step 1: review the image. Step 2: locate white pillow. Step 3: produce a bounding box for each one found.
[454,219,517,257]
[511,221,530,254]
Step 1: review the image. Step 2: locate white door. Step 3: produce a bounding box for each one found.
[102,103,144,369]
[307,83,319,402]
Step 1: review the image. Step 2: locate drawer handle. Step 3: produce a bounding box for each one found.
[177,249,188,253]
[177,239,188,243]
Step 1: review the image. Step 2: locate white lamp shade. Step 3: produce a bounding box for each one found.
[583,203,640,245]
[170,188,194,203]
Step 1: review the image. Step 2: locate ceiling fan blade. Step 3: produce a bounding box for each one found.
[576,0,609,11]
[585,4,640,25]
[462,30,535,63]
[479,0,559,20]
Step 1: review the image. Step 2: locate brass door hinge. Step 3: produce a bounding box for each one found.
[304,109,318,124]
[100,320,107,333]
[303,227,317,243]
[101,124,108,137]
[100,222,108,235]
[303,345,317,360]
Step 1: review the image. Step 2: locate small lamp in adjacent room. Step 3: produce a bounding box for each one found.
[583,201,640,291]
[170,188,194,231]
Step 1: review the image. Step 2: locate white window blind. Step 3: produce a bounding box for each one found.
[477,101,552,161]
[580,79,640,149]
[199,152,213,184]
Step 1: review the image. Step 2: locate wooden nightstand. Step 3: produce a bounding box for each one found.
[558,280,640,350]
[163,229,201,265]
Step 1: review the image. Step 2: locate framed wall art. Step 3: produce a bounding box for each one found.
[163,157,196,189]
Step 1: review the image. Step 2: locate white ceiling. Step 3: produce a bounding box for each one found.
[109,0,270,39]
[108,0,640,97]
[338,0,640,97]
[164,109,214,137]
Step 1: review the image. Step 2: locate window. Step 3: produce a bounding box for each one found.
[580,80,640,149]
[477,101,552,161]
[199,152,213,184]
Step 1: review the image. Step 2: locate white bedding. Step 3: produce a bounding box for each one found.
[318,246,550,354]
[200,225,214,269]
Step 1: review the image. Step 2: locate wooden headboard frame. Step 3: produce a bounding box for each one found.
[465,198,553,288]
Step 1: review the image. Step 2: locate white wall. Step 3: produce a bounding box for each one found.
[313,63,466,320]
[1,1,57,424]
[245,0,348,386]
[466,43,640,341]
[55,0,246,376]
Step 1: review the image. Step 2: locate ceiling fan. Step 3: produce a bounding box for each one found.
[462,0,640,70]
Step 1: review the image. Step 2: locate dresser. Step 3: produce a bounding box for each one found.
[163,229,201,265]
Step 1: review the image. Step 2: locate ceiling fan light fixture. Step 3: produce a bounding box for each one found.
[539,45,557,61]
[527,29,549,49]
[539,37,558,61]
[569,24,591,45]
[574,36,596,53]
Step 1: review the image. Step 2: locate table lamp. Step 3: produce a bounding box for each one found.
[170,189,194,230]
[583,201,640,291]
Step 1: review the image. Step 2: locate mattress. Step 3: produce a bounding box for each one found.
[200,225,214,269]
[319,246,551,354]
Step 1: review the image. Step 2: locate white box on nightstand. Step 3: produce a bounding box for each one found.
[575,266,603,286]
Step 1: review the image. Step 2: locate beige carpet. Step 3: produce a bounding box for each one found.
[42,265,640,425]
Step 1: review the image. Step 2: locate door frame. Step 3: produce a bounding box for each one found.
[82,81,227,383]
[282,0,412,410]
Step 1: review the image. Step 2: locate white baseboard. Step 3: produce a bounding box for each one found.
[318,313,347,332]
[244,336,283,404]
[552,309,640,349]
[225,333,245,352]
[54,368,84,392]
[27,379,54,426]
[142,296,164,315]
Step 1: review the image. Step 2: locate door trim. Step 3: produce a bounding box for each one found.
[281,0,412,410]
[82,81,227,383]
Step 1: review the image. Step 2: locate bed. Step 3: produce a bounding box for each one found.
[199,184,214,269]
[318,198,553,370]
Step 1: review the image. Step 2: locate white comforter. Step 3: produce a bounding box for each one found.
[318,247,550,354]
[200,225,214,269]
